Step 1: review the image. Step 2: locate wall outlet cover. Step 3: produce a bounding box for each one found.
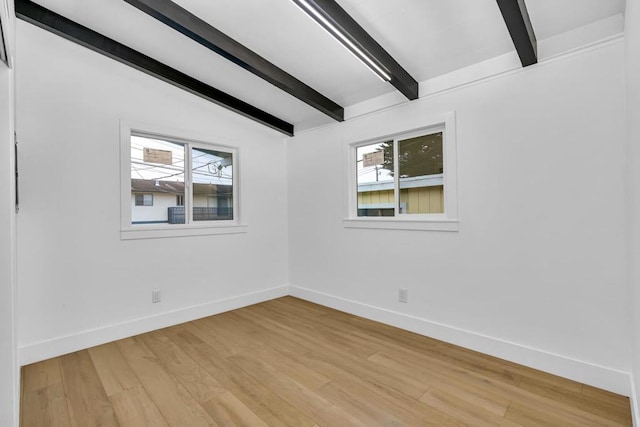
[399,288,408,303]
[152,290,161,303]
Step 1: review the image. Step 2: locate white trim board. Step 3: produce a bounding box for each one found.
[289,285,632,397]
[19,285,288,365]
[631,375,639,427]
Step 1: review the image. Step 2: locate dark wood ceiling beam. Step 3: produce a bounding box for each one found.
[123,0,344,122]
[15,0,294,136]
[0,17,8,66]
[302,0,418,100]
[496,0,537,67]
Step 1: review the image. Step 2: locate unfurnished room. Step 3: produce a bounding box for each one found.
[2,0,640,425]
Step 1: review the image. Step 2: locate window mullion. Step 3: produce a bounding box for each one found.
[232,150,238,222]
[393,138,400,217]
[186,143,193,225]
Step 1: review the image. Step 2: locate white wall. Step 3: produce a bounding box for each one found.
[289,41,631,394]
[0,0,18,424]
[625,0,640,419]
[16,21,289,363]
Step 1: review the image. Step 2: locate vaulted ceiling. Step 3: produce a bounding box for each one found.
[18,0,625,133]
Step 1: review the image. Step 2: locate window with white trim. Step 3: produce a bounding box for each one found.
[120,123,245,239]
[134,193,153,207]
[345,113,458,231]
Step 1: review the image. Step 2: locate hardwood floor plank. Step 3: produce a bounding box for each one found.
[443,344,581,393]
[420,387,522,426]
[232,305,324,351]
[228,350,369,427]
[286,297,343,315]
[325,318,524,388]
[505,400,604,427]
[369,351,511,417]
[225,311,312,357]
[354,326,524,386]
[189,313,257,357]
[316,380,412,427]
[261,297,335,320]
[249,303,382,359]
[518,376,632,425]
[164,326,316,427]
[247,344,330,390]
[22,358,63,394]
[299,350,465,426]
[201,391,269,427]
[138,330,226,404]
[117,337,218,427]
[88,342,141,397]
[582,383,632,409]
[59,351,120,427]
[285,336,432,400]
[109,386,169,427]
[22,383,72,427]
[237,305,432,401]
[372,347,627,426]
[347,312,443,348]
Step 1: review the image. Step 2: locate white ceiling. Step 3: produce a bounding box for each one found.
[29,0,625,133]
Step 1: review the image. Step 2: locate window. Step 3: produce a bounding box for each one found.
[356,132,444,217]
[120,122,245,239]
[345,112,458,231]
[135,193,153,206]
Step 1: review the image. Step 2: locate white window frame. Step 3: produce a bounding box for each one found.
[344,111,459,231]
[120,121,247,240]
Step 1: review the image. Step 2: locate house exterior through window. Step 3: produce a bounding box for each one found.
[127,132,235,226]
[345,112,458,231]
[356,131,444,217]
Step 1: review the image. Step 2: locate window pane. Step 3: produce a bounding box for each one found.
[131,135,185,225]
[398,132,444,214]
[192,147,233,221]
[356,141,394,217]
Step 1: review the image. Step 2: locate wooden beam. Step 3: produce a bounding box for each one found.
[123,0,344,122]
[296,0,418,100]
[15,0,294,136]
[0,15,7,66]
[496,0,537,67]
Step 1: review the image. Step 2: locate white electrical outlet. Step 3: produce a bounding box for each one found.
[152,290,161,303]
[399,288,408,303]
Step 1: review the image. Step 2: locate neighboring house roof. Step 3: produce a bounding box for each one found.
[131,179,185,194]
[358,174,443,193]
[131,179,231,196]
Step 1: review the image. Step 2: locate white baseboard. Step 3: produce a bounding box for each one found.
[289,285,632,397]
[19,285,289,366]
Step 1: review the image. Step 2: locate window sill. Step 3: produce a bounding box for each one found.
[120,223,248,240]
[343,218,459,232]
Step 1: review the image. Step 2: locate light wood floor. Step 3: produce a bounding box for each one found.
[21,296,632,426]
